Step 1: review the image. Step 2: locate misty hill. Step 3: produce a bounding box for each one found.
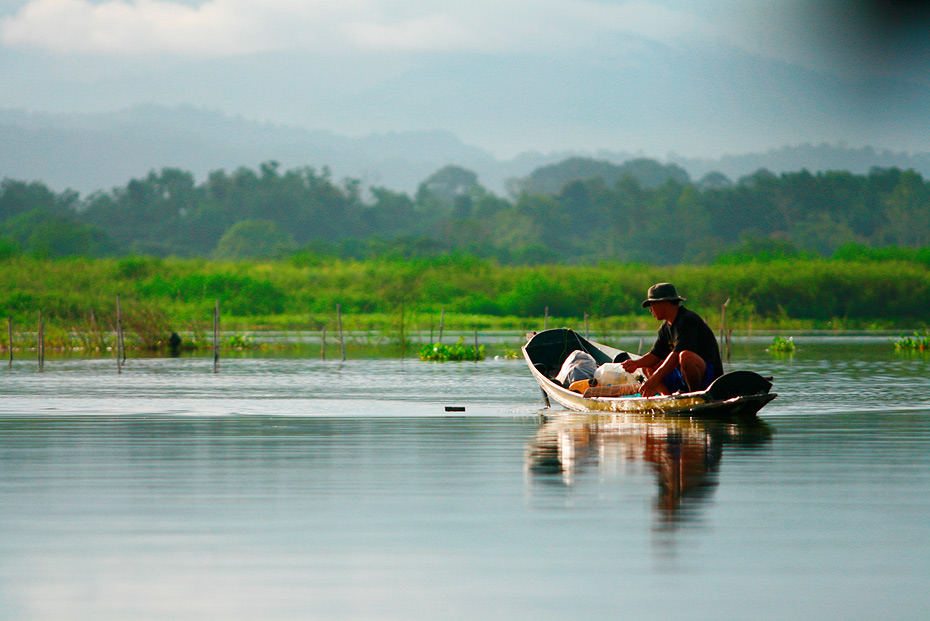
[3,105,930,197]
[519,157,692,195]
[671,144,930,185]
[0,105,514,196]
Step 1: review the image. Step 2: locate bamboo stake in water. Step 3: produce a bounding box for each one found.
[7,317,12,370]
[474,328,479,362]
[584,313,589,340]
[213,298,220,372]
[38,311,44,373]
[337,304,346,361]
[120,323,126,364]
[399,301,406,358]
[544,306,549,330]
[116,294,124,373]
[438,308,445,344]
[321,325,326,360]
[719,298,730,356]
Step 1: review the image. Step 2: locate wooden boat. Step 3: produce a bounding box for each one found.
[522,328,776,419]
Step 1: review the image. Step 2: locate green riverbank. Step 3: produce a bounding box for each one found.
[2,255,928,353]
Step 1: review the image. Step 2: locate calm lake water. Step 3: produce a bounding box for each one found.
[2,336,929,620]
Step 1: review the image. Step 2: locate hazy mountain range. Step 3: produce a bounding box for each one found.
[3,105,930,198]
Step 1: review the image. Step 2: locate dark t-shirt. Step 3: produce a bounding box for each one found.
[649,306,723,379]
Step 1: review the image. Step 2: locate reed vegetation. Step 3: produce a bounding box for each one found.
[1,254,928,354]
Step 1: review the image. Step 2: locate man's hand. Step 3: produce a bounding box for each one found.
[639,375,660,397]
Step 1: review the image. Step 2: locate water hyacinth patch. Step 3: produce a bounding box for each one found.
[768,335,796,354]
[894,331,930,352]
[419,337,485,362]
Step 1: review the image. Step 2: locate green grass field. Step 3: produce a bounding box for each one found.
[1,254,928,352]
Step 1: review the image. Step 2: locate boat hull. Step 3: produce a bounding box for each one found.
[523,328,776,420]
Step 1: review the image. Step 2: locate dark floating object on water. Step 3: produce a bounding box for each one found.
[445,406,466,412]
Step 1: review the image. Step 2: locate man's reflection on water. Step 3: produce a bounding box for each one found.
[526,413,772,522]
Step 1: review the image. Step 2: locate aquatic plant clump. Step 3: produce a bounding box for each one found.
[768,336,796,353]
[419,337,485,362]
[894,331,930,352]
[226,333,255,349]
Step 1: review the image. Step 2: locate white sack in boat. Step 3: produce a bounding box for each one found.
[555,350,597,386]
[593,363,637,386]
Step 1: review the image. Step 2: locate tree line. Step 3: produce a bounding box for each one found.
[2,157,930,264]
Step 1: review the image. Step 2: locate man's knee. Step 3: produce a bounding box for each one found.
[678,351,707,389]
[679,350,706,371]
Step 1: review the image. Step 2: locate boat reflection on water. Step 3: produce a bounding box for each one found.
[526,413,772,522]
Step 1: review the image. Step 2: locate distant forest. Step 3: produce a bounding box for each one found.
[2,156,930,264]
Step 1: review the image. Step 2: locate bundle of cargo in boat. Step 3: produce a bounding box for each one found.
[583,383,643,398]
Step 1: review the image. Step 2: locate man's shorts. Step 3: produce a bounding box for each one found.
[664,362,716,393]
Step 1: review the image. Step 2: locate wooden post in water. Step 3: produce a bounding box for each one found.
[438,309,445,344]
[7,317,12,370]
[584,313,589,340]
[121,300,127,364]
[213,298,220,372]
[474,328,479,362]
[38,311,44,373]
[116,294,124,373]
[399,301,406,359]
[719,298,730,358]
[544,306,549,330]
[120,321,126,365]
[321,325,326,360]
[337,304,346,361]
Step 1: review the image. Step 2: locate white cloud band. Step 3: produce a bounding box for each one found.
[0,0,711,57]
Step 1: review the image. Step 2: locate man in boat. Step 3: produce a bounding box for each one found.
[621,283,723,396]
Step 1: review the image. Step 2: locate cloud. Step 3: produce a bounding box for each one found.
[0,0,714,57]
[0,0,296,56]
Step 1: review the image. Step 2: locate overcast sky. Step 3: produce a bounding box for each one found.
[1,0,929,158]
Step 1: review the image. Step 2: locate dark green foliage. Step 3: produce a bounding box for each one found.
[0,179,78,220]
[80,163,364,256]
[0,237,20,259]
[138,273,286,316]
[417,165,479,205]
[213,219,295,260]
[0,288,110,323]
[115,255,160,279]
[2,208,114,257]
[714,238,812,264]
[519,157,690,195]
[0,290,37,317]
[4,157,930,265]
[832,243,930,265]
